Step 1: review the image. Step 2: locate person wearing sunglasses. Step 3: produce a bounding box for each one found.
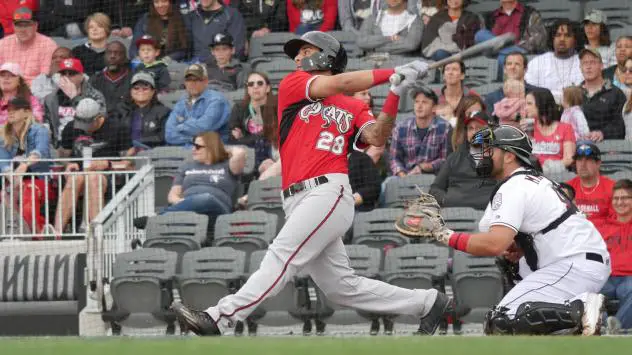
[205,33,249,92]
[566,142,615,223]
[593,179,632,333]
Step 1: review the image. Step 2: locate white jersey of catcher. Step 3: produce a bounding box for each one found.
[478,168,608,269]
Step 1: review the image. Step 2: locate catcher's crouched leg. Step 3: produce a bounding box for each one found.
[484,300,584,335]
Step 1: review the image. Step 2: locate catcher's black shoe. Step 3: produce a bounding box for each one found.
[172,301,221,336]
[416,292,452,335]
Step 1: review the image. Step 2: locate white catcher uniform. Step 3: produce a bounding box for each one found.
[479,168,611,317]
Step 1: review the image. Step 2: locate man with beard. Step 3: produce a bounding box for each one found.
[525,19,585,104]
[89,41,132,114]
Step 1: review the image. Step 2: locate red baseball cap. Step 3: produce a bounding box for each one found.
[463,111,491,125]
[13,7,34,24]
[136,34,159,48]
[58,58,84,74]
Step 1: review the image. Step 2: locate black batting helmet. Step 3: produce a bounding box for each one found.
[471,125,534,168]
[283,31,348,74]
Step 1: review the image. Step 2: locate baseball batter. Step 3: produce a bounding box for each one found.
[397,125,611,336]
[172,31,452,336]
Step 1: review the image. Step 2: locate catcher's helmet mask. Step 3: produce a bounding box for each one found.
[470,125,534,177]
[283,31,348,74]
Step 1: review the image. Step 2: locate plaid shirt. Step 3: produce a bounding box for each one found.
[389,116,452,175]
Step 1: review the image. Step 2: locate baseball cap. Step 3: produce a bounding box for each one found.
[210,33,234,48]
[0,62,22,76]
[583,9,607,24]
[58,58,85,74]
[136,34,159,48]
[579,48,602,62]
[7,97,31,111]
[13,7,34,24]
[131,72,156,88]
[74,98,103,132]
[409,84,438,104]
[184,63,208,79]
[464,111,492,126]
[574,142,601,161]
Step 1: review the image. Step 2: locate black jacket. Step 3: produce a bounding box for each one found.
[581,80,627,140]
[230,0,288,35]
[429,143,497,210]
[348,150,381,212]
[113,100,170,149]
[89,69,133,116]
[72,43,106,76]
[134,61,171,92]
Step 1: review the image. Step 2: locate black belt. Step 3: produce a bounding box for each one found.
[282,176,329,199]
[586,252,604,264]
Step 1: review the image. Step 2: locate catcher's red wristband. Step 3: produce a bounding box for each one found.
[381,92,399,117]
[372,69,395,85]
[449,232,471,252]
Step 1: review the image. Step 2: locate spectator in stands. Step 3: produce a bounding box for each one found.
[153,131,246,221]
[129,0,189,62]
[43,58,107,148]
[623,62,632,139]
[492,78,526,125]
[89,41,132,115]
[0,97,52,235]
[351,90,387,173]
[114,72,170,152]
[185,0,247,62]
[349,148,381,212]
[357,0,422,56]
[524,19,584,104]
[165,63,231,146]
[0,0,39,37]
[415,0,442,26]
[54,98,133,235]
[0,7,57,85]
[436,61,477,113]
[581,9,615,68]
[595,179,632,332]
[231,0,287,37]
[430,109,497,209]
[389,85,451,176]
[0,63,43,124]
[337,0,374,35]
[205,33,249,92]
[102,0,149,39]
[604,36,632,90]
[449,94,484,148]
[579,48,626,141]
[71,13,110,76]
[31,47,72,102]
[287,0,337,35]
[566,142,615,222]
[560,86,589,140]
[618,57,632,98]
[484,51,543,113]
[527,89,575,173]
[38,0,106,39]
[228,71,274,169]
[420,0,480,61]
[133,35,171,92]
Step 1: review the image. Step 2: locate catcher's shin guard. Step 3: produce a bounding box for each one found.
[484,300,584,335]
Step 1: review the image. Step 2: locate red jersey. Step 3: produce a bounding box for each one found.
[277,71,375,190]
[567,175,615,222]
[593,217,632,276]
[532,122,575,165]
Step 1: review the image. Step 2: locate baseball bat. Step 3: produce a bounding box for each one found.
[389,32,517,85]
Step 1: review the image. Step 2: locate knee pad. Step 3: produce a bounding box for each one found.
[485,300,584,335]
[484,307,513,335]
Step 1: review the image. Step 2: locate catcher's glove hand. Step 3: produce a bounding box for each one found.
[394,188,453,243]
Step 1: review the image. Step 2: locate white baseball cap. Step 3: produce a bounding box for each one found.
[0,62,22,76]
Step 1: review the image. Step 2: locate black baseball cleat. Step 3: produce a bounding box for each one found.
[171,301,222,336]
[416,292,452,335]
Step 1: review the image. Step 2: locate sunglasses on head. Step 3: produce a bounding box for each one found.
[247,80,265,87]
[575,144,596,157]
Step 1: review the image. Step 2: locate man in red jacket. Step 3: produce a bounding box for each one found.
[594,179,632,332]
[0,0,38,36]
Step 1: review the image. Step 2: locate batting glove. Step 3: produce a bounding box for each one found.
[395,60,430,80]
[390,67,416,96]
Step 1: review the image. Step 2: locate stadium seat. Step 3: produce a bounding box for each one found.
[223,90,244,104]
[213,211,278,257]
[346,58,374,71]
[610,170,632,182]
[441,207,484,233]
[136,146,191,210]
[104,248,178,332]
[252,58,296,89]
[158,90,186,109]
[533,1,582,22]
[466,0,501,16]
[544,169,576,183]
[177,247,247,311]
[597,140,632,155]
[329,31,363,58]
[383,244,449,324]
[463,57,499,87]
[166,62,188,91]
[600,154,632,174]
[585,0,632,27]
[249,32,299,60]
[383,175,436,208]
[352,208,409,254]
[451,251,504,323]
[142,212,209,271]
[246,176,285,232]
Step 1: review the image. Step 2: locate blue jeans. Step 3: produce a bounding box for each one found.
[474,29,527,81]
[295,23,321,35]
[431,49,453,61]
[161,193,231,220]
[601,276,632,329]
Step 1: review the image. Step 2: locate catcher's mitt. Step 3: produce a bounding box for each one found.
[394,188,445,238]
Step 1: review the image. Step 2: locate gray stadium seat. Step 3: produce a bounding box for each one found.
[600,154,632,174]
[213,211,278,257]
[252,58,296,89]
[136,146,191,210]
[610,26,632,40]
[346,58,374,71]
[451,251,504,323]
[109,36,132,52]
[596,140,632,155]
[246,176,285,231]
[158,90,186,109]
[463,57,499,87]
[166,62,188,91]
[544,170,576,183]
[249,32,299,59]
[223,90,245,104]
[51,36,75,49]
[610,170,632,182]
[178,247,247,311]
[466,0,500,15]
[383,244,449,324]
[534,1,582,22]
[585,0,632,27]
[106,248,178,330]
[224,144,255,175]
[383,175,436,208]
[329,31,363,58]
[441,207,484,233]
[352,208,409,253]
